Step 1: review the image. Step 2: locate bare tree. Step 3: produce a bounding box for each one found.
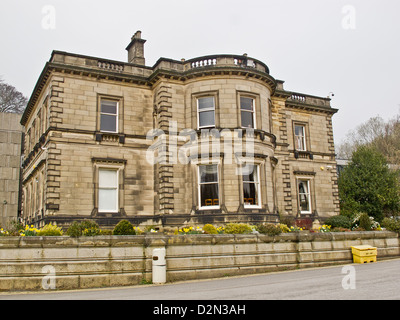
[337,113,400,165]
[371,115,400,165]
[0,78,27,114]
[337,116,386,159]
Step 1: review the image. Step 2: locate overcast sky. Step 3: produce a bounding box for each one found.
[1,0,399,144]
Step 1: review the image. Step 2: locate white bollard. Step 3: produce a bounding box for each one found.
[152,248,166,284]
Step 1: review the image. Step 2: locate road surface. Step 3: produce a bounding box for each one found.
[1,259,399,300]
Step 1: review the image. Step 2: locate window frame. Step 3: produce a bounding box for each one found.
[197,96,216,129]
[297,178,312,214]
[192,91,219,130]
[198,164,220,210]
[98,168,119,213]
[99,99,119,134]
[92,158,126,216]
[242,164,261,209]
[240,96,256,129]
[294,123,307,152]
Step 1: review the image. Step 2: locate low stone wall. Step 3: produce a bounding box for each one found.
[0,231,399,291]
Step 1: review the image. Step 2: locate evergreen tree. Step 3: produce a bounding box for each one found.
[338,146,400,221]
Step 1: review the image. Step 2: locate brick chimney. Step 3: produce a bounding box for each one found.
[126,31,146,65]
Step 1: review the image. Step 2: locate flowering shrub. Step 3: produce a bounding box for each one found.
[177,226,204,235]
[289,226,303,232]
[352,213,381,231]
[0,218,387,239]
[319,225,331,233]
[20,225,40,237]
[37,223,63,236]
[203,224,218,234]
[224,223,253,234]
[82,227,101,236]
[216,226,225,234]
[278,224,290,233]
[134,226,144,234]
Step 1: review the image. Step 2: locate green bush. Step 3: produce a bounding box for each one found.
[37,223,63,236]
[66,220,100,237]
[358,213,372,231]
[82,227,101,237]
[66,221,81,237]
[113,220,136,235]
[381,217,400,233]
[99,229,113,235]
[203,224,218,234]
[279,215,294,228]
[6,219,24,236]
[325,215,352,229]
[224,223,253,234]
[338,146,400,222]
[256,223,282,236]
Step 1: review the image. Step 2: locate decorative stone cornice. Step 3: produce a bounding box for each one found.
[21,51,337,126]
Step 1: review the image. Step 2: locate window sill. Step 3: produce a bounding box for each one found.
[95,132,125,144]
[244,205,262,210]
[294,150,313,160]
[195,208,222,214]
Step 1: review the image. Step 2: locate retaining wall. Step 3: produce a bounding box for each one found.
[0,231,399,291]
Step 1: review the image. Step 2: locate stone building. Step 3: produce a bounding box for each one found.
[20,31,339,229]
[0,112,24,227]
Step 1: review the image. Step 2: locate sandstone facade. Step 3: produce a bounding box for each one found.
[0,112,23,227]
[20,32,339,229]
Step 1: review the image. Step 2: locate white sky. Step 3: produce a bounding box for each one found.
[1,0,399,144]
